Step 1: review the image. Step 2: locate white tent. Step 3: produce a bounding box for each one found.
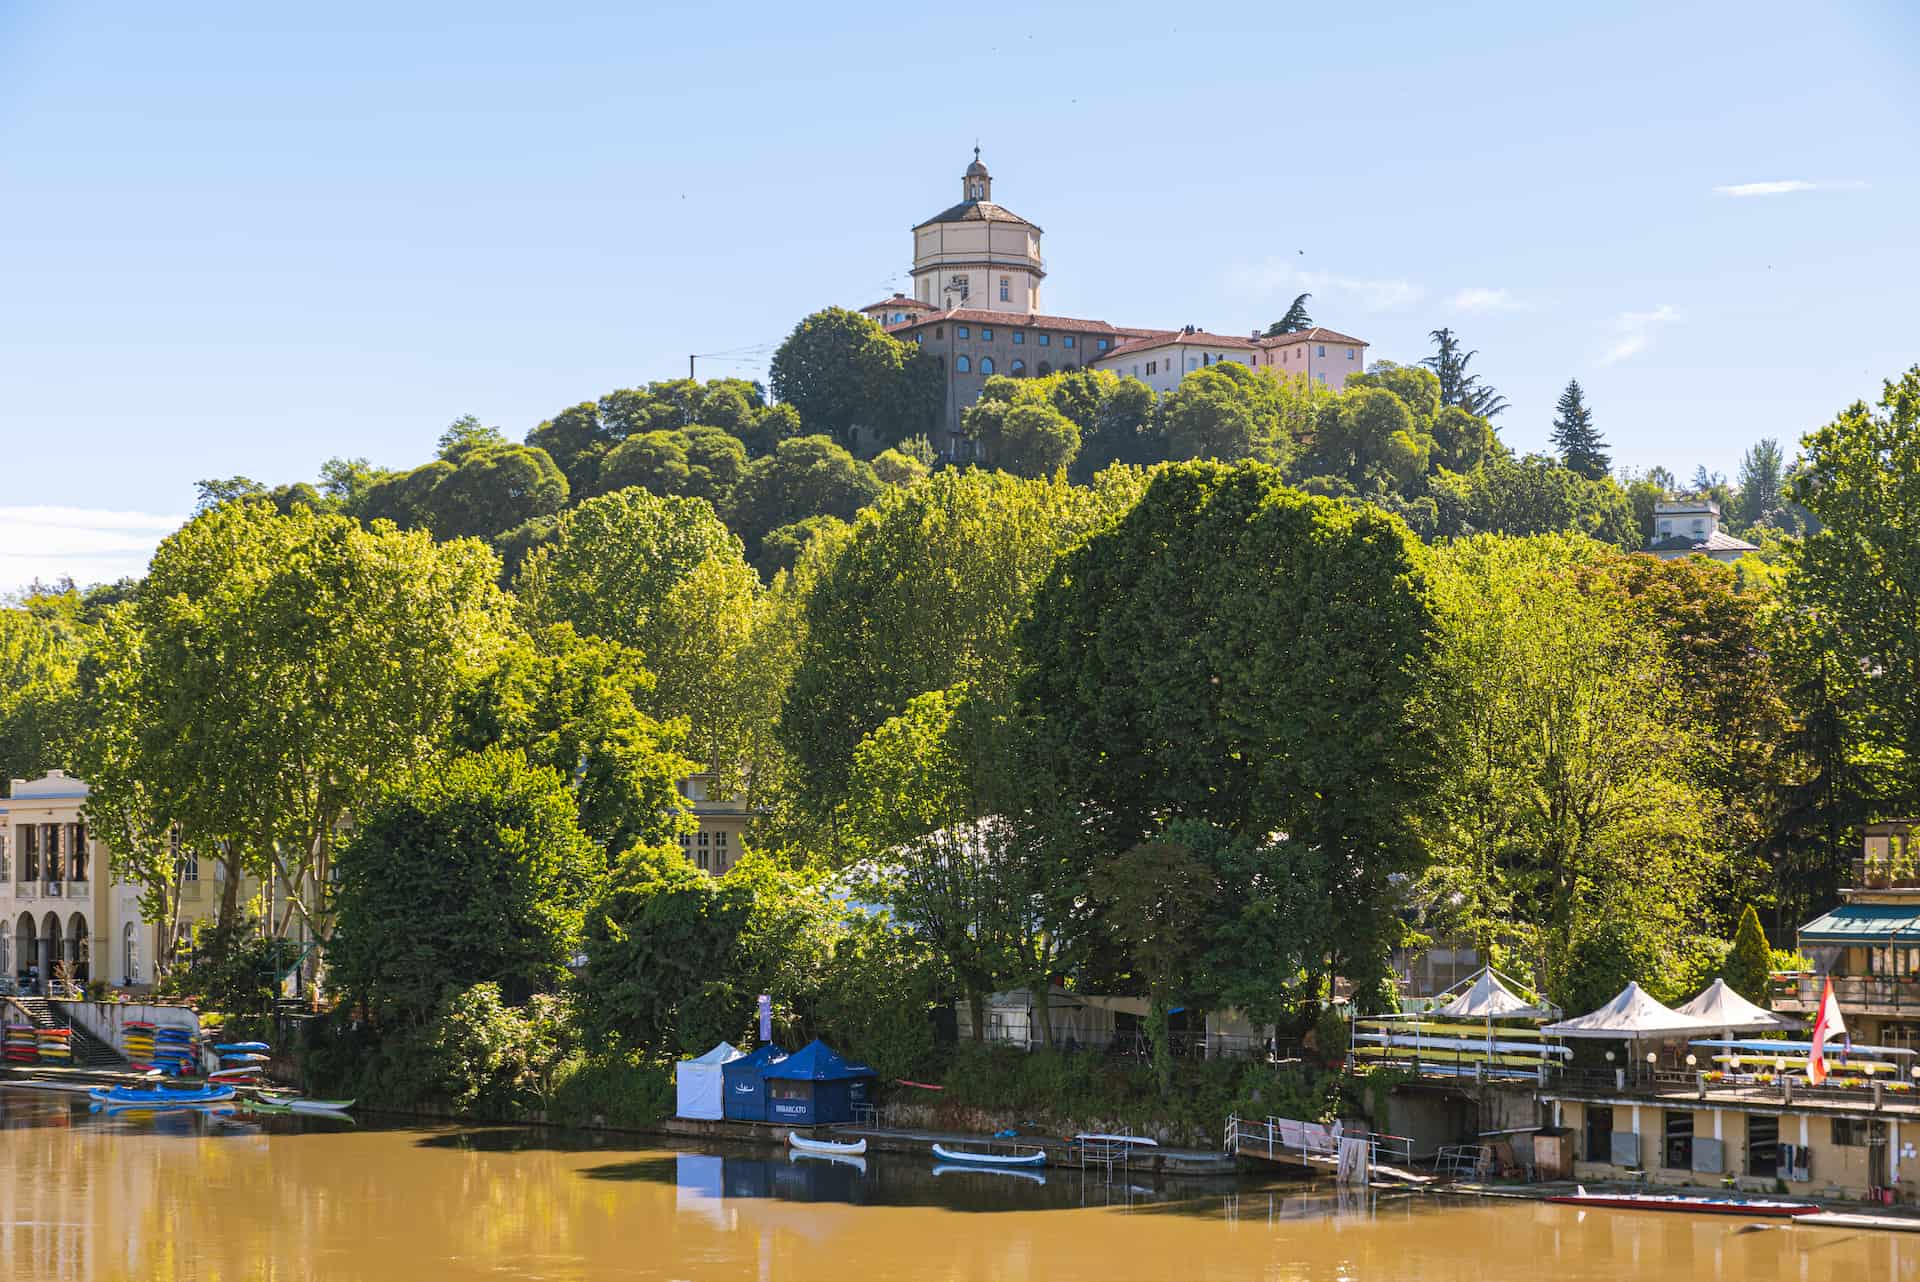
[675,1041,742,1120]
[1674,978,1794,1034]
[1434,967,1560,1021]
[1541,982,1716,1040]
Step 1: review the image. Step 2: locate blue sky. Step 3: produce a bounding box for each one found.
[3,1,1916,590]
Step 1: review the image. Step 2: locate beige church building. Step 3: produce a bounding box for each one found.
[860,150,1367,455]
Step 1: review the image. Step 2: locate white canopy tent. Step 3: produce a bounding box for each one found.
[1674,978,1795,1035]
[675,1041,742,1120]
[1541,982,1717,1041]
[1433,966,1561,1022]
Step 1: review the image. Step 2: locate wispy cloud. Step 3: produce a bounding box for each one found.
[1232,260,1425,312]
[1599,304,1681,365]
[0,506,184,594]
[1713,179,1868,197]
[1450,287,1528,313]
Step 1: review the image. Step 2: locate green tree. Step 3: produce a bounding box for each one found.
[329,748,604,1026]
[112,502,512,945]
[437,414,507,460]
[729,435,885,574]
[1298,385,1428,492]
[452,626,695,856]
[1264,292,1314,336]
[1422,328,1508,418]
[1435,453,1638,547]
[1157,363,1295,465]
[1414,535,1722,985]
[0,597,85,793]
[1734,437,1787,530]
[1549,379,1610,480]
[1724,904,1773,1006]
[599,425,748,510]
[780,466,1146,813]
[1790,367,1920,799]
[1090,833,1217,1093]
[359,443,569,542]
[840,684,1014,1040]
[513,488,766,782]
[769,307,942,451]
[1017,462,1437,1000]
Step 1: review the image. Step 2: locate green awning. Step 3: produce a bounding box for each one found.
[1798,903,1920,945]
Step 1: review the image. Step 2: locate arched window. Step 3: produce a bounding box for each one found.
[123,922,137,985]
[956,355,971,373]
[980,357,995,374]
[1010,359,1025,375]
[1037,361,1052,377]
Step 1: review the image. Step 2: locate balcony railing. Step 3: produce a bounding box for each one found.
[1773,971,1920,1012]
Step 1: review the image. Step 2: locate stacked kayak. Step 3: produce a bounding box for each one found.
[123,1021,157,1071]
[35,1026,72,1064]
[3,1024,37,1064]
[151,1026,197,1076]
[211,1040,270,1084]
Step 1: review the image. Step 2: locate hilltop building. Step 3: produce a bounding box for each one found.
[1646,499,1758,562]
[858,151,1368,457]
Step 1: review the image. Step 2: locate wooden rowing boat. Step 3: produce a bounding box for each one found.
[930,1142,1047,1168]
[787,1131,867,1155]
[1547,1188,1818,1218]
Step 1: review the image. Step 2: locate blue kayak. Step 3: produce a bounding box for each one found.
[214,1042,271,1053]
[89,1084,236,1106]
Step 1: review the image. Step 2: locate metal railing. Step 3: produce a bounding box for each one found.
[1224,1114,1413,1173]
[1773,972,1920,1012]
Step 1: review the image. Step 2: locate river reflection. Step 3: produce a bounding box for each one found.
[2,1087,1917,1281]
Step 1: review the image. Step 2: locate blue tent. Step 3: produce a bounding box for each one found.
[722,1043,790,1122]
[758,1039,877,1127]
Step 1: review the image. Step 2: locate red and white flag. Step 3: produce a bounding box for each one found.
[1808,975,1847,1086]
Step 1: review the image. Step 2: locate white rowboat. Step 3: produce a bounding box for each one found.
[787,1131,867,1155]
[930,1142,1047,1168]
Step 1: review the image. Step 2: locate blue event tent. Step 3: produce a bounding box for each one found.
[722,1043,790,1122]
[758,1039,877,1127]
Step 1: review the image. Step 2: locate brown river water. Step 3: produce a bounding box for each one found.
[2,1090,1917,1281]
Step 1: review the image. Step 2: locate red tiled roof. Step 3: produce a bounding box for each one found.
[1256,326,1368,348]
[1097,330,1261,360]
[912,199,1040,231]
[860,294,938,314]
[891,309,1130,336]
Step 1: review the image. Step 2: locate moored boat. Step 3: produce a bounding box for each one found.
[930,1142,1047,1168]
[1546,1187,1818,1218]
[787,1131,867,1155]
[89,1084,236,1106]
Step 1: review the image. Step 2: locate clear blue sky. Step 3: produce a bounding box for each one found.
[3,1,1915,589]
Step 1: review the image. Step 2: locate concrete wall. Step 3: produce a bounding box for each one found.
[61,1000,200,1057]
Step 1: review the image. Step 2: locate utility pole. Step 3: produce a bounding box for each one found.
[689,354,696,380]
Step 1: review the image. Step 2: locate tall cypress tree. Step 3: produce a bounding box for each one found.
[1550,379,1610,479]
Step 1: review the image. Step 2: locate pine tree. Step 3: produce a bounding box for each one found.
[1550,379,1610,479]
[1264,293,1313,336]
[1724,904,1773,1007]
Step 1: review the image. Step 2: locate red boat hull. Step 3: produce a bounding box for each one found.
[1547,1194,1818,1218]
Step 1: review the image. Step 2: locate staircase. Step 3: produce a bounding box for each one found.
[4,997,128,1069]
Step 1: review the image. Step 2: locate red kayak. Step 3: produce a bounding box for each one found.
[1547,1188,1818,1218]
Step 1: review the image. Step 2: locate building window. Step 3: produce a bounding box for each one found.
[958,326,969,339]
[1347,347,1356,360]
[1097,339,1109,351]
[1832,1118,1870,1147]
[1038,333,1050,346]
[934,326,943,338]
[123,923,138,985]
[981,328,993,341]
[1317,373,1327,384]
[999,277,1009,301]
[1187,357,1198,371]
[1747,1115,1779,1177]
[1063,336,1075,349]
[69,824,87,882]
[956,355,970,373]
[980,357,995,374]
[1663,1110,1693,1170]
[1012,331,1024,344]
[23,826,40,882]
[1317,345,1327,357]
[1584,1105,1613,1163]
[1146,361,1157,376]
[1011,359,1025,374]
[1131,365,1140,377]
